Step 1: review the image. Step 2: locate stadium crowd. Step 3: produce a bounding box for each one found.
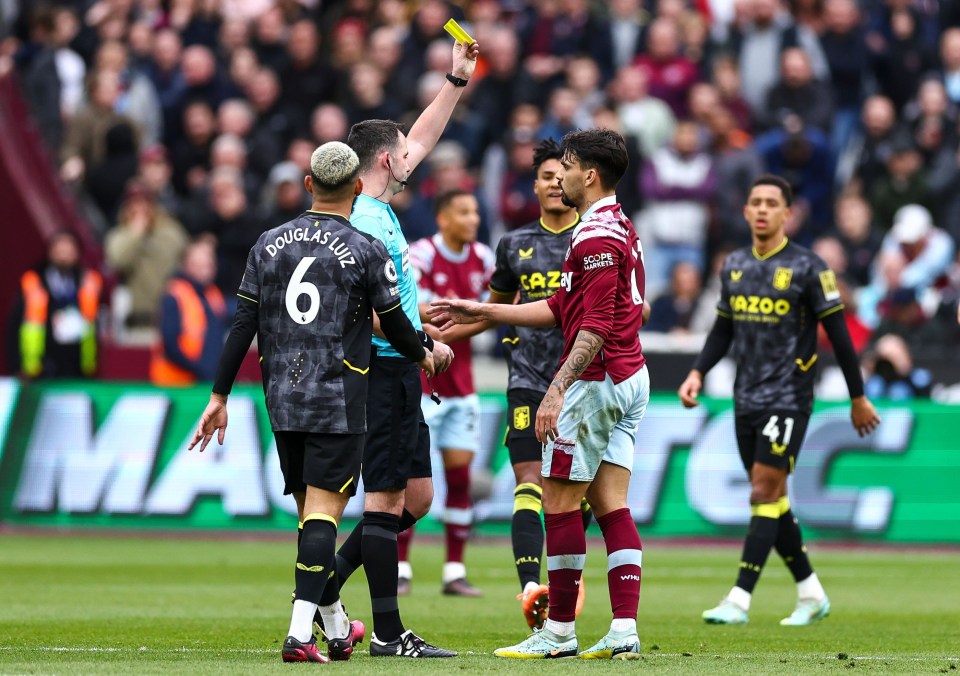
[4,0,960,380]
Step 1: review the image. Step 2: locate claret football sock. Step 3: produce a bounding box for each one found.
[596,508,643,620]
[444,465,472,566]
[544,510,586,623]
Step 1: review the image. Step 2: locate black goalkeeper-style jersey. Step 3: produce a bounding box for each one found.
[717,239,844,414]
[489,217,578,393]
[239,211,402,434]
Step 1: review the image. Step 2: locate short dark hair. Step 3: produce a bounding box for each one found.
[347,119,405,174]
[532,138,563,174]
[559,128,629,190]
[433,188,474,216]
[750,174,793,206]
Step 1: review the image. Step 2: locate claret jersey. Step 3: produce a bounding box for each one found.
[546,198,646,384]
[488,217,578,393]
[717,238,844,414]
[239,210,402,434]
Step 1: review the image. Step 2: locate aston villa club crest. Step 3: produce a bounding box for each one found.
[773,267,793,291]
[513,406,530,430]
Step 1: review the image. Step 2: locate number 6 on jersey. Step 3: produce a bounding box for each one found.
[286,257,320,324]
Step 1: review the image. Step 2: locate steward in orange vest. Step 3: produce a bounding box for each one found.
[17,232,102,378]
[150,240,229,386]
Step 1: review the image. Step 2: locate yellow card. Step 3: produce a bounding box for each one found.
[443,18,474,45]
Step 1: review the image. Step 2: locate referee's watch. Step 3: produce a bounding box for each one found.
[446,72,469,87]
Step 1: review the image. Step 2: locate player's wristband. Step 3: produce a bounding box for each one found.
[445,72,469,87]
[417,330,435,351]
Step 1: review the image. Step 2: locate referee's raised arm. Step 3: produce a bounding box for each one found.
[405,39,479,171]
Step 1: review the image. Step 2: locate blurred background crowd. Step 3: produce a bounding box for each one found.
[2,0,959,396]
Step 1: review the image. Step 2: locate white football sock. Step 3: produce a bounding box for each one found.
[545,618,575,638]
[397,561,413,580]
[288,600,318,643]
[728,586,752,611]
[442,561,467,584]
[610,618,637,634]
[796,572,825,601]
[318,600,350,640]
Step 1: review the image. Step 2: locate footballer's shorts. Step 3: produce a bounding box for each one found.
[542,365,650,482]
[362,356,432,492]
[274,431,362,496]
[735,409,811,474]
[505,388,546,465]
[421,393,480,452]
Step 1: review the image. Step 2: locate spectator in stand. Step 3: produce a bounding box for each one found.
[863,333,932,399]
[763,47,834,134]
[820,0,869,154]
[928,122,960,246]
[171,100,215,196]
[688,83,723,135]
[707,105,764,249]
[480,103,543,234]
[409,71,484,167]
[498,129,541,232]
[639,119,717,296]
[470,27,536,152]
[903,79,957,164]
[94,40,162,146]
[633,17,699,118]
[85,121,141,226]
[344,61,405,126]
[60,69,139,185]
[150,238,228,386]
[735,0,828,120]
[137,144,183,222]
[310,103,349,146]
[860,204,955,329]
[14,6,62,152]
[369,26,409,108]
[754,115,833,243]
[689,245,736,334]
[148,29,186,139]
[597,0,647,79]
[246,67,297,162]
[11,232,102,379]
[645,261,705,334]
[166,45,234,146]
[838,95,899,194]
[869,133,930,231]
[610,64,676,158]
[278,19,336,134]
[405,141,489,244]
[209,133,261,202]
[259,161,309,226]
[251,5,288,72]
[866,0,937,113]
[711,57,754,134]
[591,105,644,218]
[566,56,606,128]
[105,180,189,328]
[538,87,583,141]
[940,28,960,107]
[832,193,882,287]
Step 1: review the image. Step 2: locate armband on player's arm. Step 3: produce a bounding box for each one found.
[378,305,427,362]
[691,314,734,375]
[820,310,865,399]
[212,295,259,397]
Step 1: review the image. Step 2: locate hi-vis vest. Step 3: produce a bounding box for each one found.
[150,279,226,386]
[20,269,102,377]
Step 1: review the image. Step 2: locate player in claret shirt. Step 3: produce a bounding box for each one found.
[677,174,881,627]
[430,129,649,661]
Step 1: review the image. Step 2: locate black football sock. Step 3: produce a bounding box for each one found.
[335,519,363,589]
[512,483,544,590]
[295,516,338,604]
[773,497,814,582]
[734,503,781,594]
[361,511,404,641]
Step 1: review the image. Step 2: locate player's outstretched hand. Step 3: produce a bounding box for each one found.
[427,298,487,331]
[851,395,881,437]
[451,39,480,81]
[189,394,228,452]
[431,340,455,374]
[419,350,436,378]
[536,387,563,444]
[677,371,703,408]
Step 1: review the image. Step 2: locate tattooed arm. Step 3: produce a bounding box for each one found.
[535,329,604,443]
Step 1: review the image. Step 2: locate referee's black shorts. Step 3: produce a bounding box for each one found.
[505,388,545,466]
[362,356,432,492]
[274,431,363,496]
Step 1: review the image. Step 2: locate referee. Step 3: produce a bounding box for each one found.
[325,37,479,658]
[189,142,434,663]
[678,174,881,626]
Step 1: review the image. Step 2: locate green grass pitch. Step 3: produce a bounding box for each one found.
[1,533,958,674]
